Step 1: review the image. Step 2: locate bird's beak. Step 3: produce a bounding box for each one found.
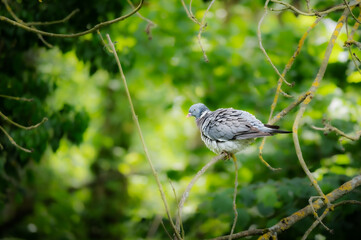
[186,113,192,118]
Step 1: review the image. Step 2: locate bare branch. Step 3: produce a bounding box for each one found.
[292,6,351,205]
[0,111,48,130]
[258,175,361,239]
[301,207,330,240]
[0,0,144,38]
[311,119,361,141]
[26,9,80,26]
[258,0,292,87]
[126,0,156,40]
[180,0,216,62]
[105,34,182,240]
[209,228,269,240]
[229,155,239,240]
[343,0,361,24]
[175,153,227,235]
[308,196,332,232]
[0,94,33,102]
[0,126,32,153]
[270,0,360,16]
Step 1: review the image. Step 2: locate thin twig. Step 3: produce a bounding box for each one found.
[208,228,269,240]
[2,0,53,47]
[180,0,216,62]
[270,92,311,124]
[169,180,185,239]
[311,119,361,141]
[333,199,361,208]
[97,30,112,53]
[0,0,144,38]
[0,126,32,152]
[160,219,173,240]
[301,207,330,240]
[229,155,239,240]
[0,94,33,102]
[197,0,216,62]
[270,0,360,16]
[180,0,200,25]
[105,34,182,240]
[26,9,80,26]
[343,0,361,24]
[0,111,48,130]
[308,196,331,232]
[175,153,227,235]
[126,0,156,40]
[259,16,324,169]
[345,15,361,75]
[258,0,292,87]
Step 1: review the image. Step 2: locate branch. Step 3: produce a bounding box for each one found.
[258,175,361,239]
[229,156,239,240]
[26,9,80,26]
[126,0,156,40]
[0,111,48,130]
[208,228,269,240]
[270,0,360,16]
[180,0,216,62]
[105,34,182,240]
[0,0,144,38]
[311,119,361,141]
[0,94,33,102]
[0,126,32,152]
[175,153,227,235]
[258,0,293,87]
[292,5,352,204]
[258,15,324,171]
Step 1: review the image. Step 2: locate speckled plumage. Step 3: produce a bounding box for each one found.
[188,103,291,154]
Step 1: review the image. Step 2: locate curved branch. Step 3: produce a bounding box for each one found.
[0,111,48,130]
[175,153,227,235]
[0,0,144,38]
[292,5,352,202]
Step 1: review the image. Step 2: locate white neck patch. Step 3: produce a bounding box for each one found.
[200,110,210,119]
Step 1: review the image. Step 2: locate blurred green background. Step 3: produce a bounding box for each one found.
[1,0,361,239]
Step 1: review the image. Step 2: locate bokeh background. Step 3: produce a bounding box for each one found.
[1,0,361,239]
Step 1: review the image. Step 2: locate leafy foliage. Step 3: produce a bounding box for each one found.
[1,0,361,239]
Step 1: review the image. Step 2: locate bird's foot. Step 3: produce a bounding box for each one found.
[221,152,236,162]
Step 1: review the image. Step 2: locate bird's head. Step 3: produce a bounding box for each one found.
[187,103,209,119]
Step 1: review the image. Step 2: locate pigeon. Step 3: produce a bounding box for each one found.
[187,103,291,155]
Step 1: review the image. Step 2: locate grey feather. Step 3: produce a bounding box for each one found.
[188,103,291,154]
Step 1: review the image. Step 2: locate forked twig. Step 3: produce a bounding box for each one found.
[311,119,361,141]
[0,111,48,130]
[0,0,144,38]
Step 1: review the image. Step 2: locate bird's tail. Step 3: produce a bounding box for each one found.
[264,124,292,134]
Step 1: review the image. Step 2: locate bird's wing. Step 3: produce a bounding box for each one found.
[202,108,272,141]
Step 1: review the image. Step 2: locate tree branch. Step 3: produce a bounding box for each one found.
[311,119,361,141]
[105,33,182,240]
[175,153,227,235]
[0,0,144,38]
[292,5,352,205]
